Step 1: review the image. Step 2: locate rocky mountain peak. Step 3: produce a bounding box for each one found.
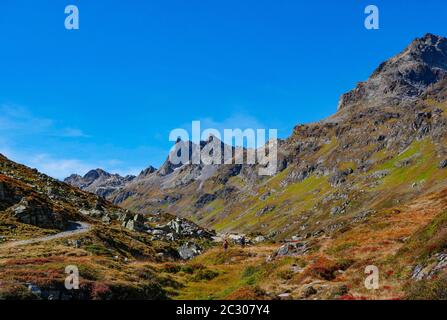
[84,169,111,181]
[65,168,136,199]
[138,166,157,178]
[338,33,447,111]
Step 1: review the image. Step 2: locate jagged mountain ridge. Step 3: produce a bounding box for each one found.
[64,34,447,241]
[65,169,136,199]
[338,33,447,111]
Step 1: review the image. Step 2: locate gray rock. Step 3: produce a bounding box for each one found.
[329,169,353,187]
[10,198,67,230]
[369,170,390,179]
[101,214,111,224]
[178,242,201,260]
[255,205,275,217]
[276,242,309,257]
[253,236,266,243]
[303,286,317,298]
[439,159,447,169]
[330,206,342,215]
[125,219,145,232]
[412,265,426,281]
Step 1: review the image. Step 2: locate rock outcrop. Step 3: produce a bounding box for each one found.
[338,33,447,111]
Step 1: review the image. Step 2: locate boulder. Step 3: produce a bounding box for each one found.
[178,242,201,260]
[118,212,132,222]
[329,169,353,187]
[255,205,275,217]
[275,242,310,257]
[10,198,67,230]
[439,159,447,169]
[125,219,145,232]
[303,286,317,298]
[101,214,111,224]
[253,236,266,243]
[133,214,145,223]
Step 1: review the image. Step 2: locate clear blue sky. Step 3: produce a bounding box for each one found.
[1,0,446,179]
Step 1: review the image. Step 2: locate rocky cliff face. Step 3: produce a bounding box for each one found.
[338,33,447,111]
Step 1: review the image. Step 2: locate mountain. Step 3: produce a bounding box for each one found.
[58,34,447,299]
[338,33,447,111]
[64,169,136,200]
[93,34,447,240]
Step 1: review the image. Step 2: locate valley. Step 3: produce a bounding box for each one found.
[1,33,447,300]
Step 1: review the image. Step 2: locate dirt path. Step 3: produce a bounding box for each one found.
[0,221,91,248]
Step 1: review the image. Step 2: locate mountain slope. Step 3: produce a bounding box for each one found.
[0,154,213,299]
[338,33,447,111]
[76,34,447,243]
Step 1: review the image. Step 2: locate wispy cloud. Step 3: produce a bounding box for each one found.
[0,148,143,180]
[0,104,53,133]
[0,104,89,139]
[59,128,90,138]
[26,154,97,180]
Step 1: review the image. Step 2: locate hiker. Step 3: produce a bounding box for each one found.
[240,236,246,248]
[223,239,229,251]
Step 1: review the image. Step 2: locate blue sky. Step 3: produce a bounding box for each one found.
[1,0,446,179]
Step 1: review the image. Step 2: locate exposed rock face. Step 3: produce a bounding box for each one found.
[338,34,447,111]
[9,198,67,230]
[328,169,353,187]
[150,217,214,241]
[0,180,20,210]
[65,169,136,199]
[138,166,157,178]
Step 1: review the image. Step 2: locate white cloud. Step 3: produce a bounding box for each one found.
[59,128,90,138]
[26,154,97,180]
[0,104,53,133]
[0,145,146,180]
[0,104,89,139]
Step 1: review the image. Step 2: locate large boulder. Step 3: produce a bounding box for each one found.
[124,219,145,232]
[178,242,202,260]
[275,242,310,257]
[9,198,67,230]
[0,179,21,210]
